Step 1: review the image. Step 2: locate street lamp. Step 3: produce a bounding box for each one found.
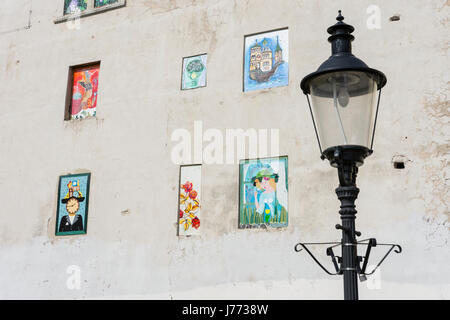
[299,11,389,300]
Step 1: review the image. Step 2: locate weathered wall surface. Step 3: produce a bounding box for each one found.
[0,0,448,299]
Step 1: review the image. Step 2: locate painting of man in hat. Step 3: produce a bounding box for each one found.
[56,173,90,236]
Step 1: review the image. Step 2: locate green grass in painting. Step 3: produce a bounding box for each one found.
[240,205,288,227]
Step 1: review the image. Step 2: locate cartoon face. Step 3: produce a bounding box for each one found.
[260,176,271,190]
[254,179,262,190]
[65,198,80,215]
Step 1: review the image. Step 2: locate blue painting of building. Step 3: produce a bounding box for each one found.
[244,29,289,92]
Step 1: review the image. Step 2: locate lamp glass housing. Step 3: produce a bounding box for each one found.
[308,70,379,151]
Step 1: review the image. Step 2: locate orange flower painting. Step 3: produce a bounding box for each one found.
[178,165,202,236]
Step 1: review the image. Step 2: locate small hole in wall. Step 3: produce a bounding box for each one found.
[393,161,405,169]
[390,15,400,21]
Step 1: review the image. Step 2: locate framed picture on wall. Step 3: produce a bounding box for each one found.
[178,164,202,236]
[239,156,288,228]
[64,0,88,15]
[65,62,100,120]
[243,28,289,92]
[55,173,91,236]
[181,54,207,90]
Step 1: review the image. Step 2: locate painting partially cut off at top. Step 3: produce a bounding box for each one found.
[244,29,289,92]
[95,0,118,7]
[71,65,99,120]
[178,165,202,236]
[64,0,88,14]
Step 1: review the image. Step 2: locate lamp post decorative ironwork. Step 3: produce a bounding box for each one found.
[296,10,401,300]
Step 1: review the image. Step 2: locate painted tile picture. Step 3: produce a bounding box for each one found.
[55,173,91,236]
[181,54,207,90]
[70,64,100,120]
[178,165,202,236]
[244,28,289,92]
[239,156,288,228]
[64,0,88,14]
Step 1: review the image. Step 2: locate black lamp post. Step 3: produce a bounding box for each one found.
[300,11,387,300]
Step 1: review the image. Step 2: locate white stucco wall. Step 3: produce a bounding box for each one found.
[0,0,448,299]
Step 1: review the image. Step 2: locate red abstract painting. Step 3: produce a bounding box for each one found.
[71,65,99,119]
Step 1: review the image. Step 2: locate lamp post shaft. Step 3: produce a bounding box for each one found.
[336,185,360,300]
